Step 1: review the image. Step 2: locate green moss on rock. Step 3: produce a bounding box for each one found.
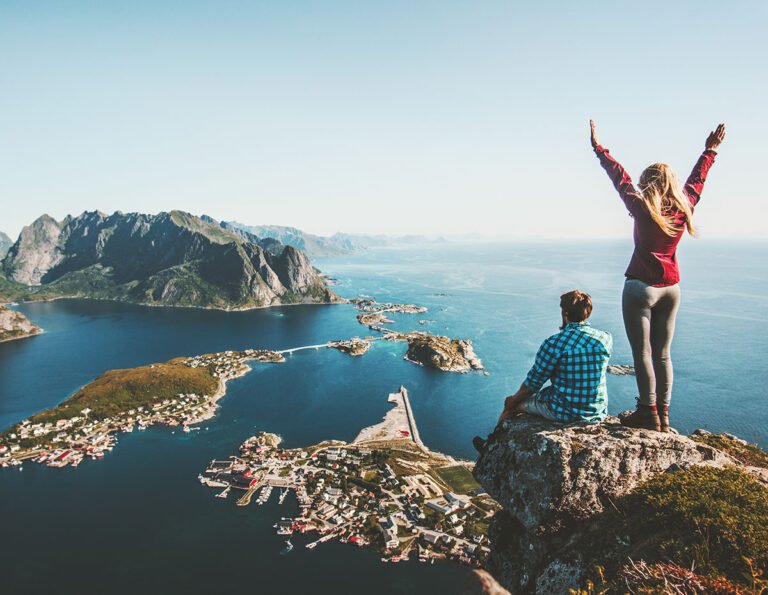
[619,466,768,586]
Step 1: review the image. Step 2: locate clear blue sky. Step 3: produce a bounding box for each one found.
[1,1,765,239]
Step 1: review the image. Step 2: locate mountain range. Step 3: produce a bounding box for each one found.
[0,211,340,310]
[215,220,391,258]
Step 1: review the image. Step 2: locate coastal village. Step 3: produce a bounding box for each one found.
[0,349,284,469]
[199,386,498,567]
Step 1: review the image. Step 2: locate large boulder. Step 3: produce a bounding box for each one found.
[472,415,746,594]
[474,416,731,533]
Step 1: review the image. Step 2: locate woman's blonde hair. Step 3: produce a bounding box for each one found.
[637,163,696,237]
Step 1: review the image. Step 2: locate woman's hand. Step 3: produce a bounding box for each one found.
[705,123,726,151]
[589,119,600,149]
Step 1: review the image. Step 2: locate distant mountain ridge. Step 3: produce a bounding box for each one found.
[0,231,12,257]
[218,220,436,258]
[217,221,381,258]
[0,211,340,309]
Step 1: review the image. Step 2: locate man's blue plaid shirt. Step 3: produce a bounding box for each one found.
[524,321,612,423]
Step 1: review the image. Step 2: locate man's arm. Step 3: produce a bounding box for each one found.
[590,120,640,215]
[495,337,560,424]
[523,336,559,393]
[684,124,725,205]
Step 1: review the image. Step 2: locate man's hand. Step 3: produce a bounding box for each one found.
[705,123,726,151]
[497,384,535,425]
[589,119,600,149]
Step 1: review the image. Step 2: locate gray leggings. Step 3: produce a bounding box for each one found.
[622,278,681,407]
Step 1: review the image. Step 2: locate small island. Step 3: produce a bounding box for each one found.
[352,298,428,317]
[0,349,284,467]
[351,297,484,373]
[402,333,483,373]
[327,338,373,356]
[0,305,42,343]
[198,386,498,566]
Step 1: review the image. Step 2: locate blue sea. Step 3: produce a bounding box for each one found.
[1,240,766,594]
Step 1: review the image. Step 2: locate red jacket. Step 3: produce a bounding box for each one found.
[595,145,717,287]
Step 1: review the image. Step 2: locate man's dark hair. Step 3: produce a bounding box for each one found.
[560,290,593,322]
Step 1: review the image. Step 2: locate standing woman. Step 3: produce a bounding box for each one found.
[590,120,725,431]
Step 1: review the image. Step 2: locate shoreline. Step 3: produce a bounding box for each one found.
[183,360,254,426]
[0,327,44,344]
[2,294,349,313]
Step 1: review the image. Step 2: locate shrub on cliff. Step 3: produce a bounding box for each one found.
[619,466,768,587]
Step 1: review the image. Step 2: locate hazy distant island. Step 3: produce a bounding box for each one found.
[0,304,42,343]
[0,210,340,310]
[198,386,498,567]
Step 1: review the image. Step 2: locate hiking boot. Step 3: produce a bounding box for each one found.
[472,436,487,453]
[659,405,670,432]
[620,404,661,431]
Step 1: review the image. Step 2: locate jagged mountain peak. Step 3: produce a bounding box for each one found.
[1,210,339,309]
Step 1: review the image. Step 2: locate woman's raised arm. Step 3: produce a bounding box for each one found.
[685,123,725,205]
[590,120,640,214]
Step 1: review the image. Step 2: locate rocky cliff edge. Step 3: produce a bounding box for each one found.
[473,416,768,594]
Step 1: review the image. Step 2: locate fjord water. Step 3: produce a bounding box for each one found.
[1,240,766,594]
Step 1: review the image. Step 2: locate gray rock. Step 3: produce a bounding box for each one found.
[0,230,13,257]
[473,415,731,533]
[4,214,64,285]
[472,415,741,593]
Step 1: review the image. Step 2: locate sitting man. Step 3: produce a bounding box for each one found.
[474,290,612,452]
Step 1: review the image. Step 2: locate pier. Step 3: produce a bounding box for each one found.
[399,386,425,450]
[236,485,259,506]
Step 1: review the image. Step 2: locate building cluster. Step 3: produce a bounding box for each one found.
[199,433,492,566]
[186,348,284,376]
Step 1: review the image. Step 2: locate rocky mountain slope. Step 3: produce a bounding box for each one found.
[0,231,12,257]
[473,416,768,594]
[0,305,42,343]
[0,211,340,310]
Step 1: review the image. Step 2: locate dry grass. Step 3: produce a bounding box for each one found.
[29,358,218,423]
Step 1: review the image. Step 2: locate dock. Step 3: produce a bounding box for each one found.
[399,386,425,450]
[236,485,259,506]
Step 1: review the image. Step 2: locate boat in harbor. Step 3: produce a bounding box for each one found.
[280,539,293,555]
[198,474,229,488]
[215,487,230,499]
[256,485,273,505]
